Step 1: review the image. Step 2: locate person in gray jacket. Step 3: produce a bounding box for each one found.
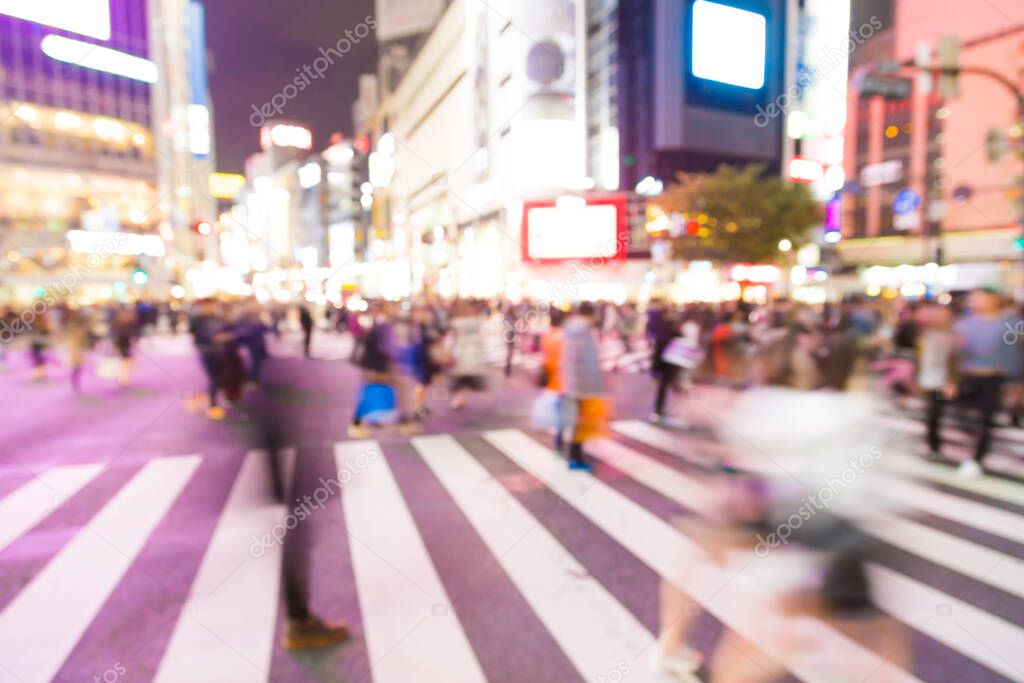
[561,301,606,470]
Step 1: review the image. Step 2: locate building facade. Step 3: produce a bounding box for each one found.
[839,0,1024,293]
[0,0,212,304]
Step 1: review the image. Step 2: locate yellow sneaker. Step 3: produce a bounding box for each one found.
[283,617,350,650]
[398,422,422,437]
[206,406,227,421]
[347,424,371,438]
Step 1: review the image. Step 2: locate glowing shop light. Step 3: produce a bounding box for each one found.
[261,123,313,150]
[41,34,158,83]
[298,162,322,189]
[635,176,664,197]
[54,111,81,130]
[788,157,824,183]
[208,173,246,200]
[13,104,38,124]
[187,104,210,156]
[67,230,166,257]
[92,117,126,142]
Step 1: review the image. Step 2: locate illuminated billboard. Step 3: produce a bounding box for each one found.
[0,0,111,40]
[260,123,313,150]
[521,195,628,263]
[41,34,158,83]
[691,0,766,90]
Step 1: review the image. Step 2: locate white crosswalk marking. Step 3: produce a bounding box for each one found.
[873,475,1024,544]
[0,463,104,553]
[2,407,1023,682]
[869,565,1024,682]
[483,429,922,683]
[154,451,286,683]
[591,436,1024,614]
[612,419,732,465]
[884,454,1024,508]
[413,434,691,683]
[0,456,200,683]
[863,511,1024,600]
[337,440,487,683]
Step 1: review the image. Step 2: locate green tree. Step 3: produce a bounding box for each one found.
[657,163,820,263]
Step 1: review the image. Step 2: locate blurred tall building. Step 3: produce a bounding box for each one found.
[373,0,451,100]
[0,0,213,304]
[839,0,1024,294]
[617,0,789,192]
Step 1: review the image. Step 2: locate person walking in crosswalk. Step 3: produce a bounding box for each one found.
[189,299,230,420]
[63,307,92,393]
[299,304,315,358]
[948,289,1024,477]
[561,301,608,471]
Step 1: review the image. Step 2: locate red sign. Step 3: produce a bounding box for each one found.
[520,193,629,264]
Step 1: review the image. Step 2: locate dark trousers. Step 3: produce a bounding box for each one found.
[302,327,313,357]
[654,366,676,416]
[269,448,312,620]
[925,389,944,453]
[504,340,514,377]
[199,352,223,407]
[248,349,266,383]
[959,374,1005,464]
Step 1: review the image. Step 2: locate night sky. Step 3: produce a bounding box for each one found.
[204,0,377,174]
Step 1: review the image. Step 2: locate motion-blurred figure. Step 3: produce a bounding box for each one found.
[299,305,314,358]
[948,289,1022,477]
[28,311,51,381]
[245,372,351,651]
[111,306,138,387]
[64,308,92,393]
[561,302,607,471]
[449,300,487,410]
[190,299,228,420]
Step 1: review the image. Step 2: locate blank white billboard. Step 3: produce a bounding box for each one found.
[0,0,111,40]
[525,204,619,260]
[691,0,766,90]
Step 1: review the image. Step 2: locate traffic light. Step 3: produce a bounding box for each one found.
[132,268,149,285]
[192,219,213,236]
[937,35,960,99]
[1013,225,1024,251]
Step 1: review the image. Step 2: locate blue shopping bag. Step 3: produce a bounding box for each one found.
[356,383,399,425]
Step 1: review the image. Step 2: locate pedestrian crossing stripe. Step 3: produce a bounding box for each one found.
[585,434,1024,678]
[154,451,285,683]
[873,475,1024,544]
[484,429,923,683]
[0,456,199,683]
[414,434,695,683]
[0,462,104,554]
[1,427,1023,682]
[337,440,488,683]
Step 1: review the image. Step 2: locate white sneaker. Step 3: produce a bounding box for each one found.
[652,647,704,677]
[957,460,983,479]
